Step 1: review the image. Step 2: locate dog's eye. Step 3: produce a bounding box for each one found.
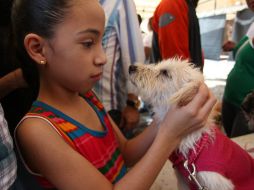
[160,70,172,78]
[160,70,168,76]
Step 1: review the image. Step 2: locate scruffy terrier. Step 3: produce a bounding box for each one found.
[129,58,254,190]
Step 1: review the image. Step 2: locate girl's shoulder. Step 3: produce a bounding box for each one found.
[15,100,62,142]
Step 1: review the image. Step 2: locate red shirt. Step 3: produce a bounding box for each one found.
[170,127,254,189]
[153,0,190,60]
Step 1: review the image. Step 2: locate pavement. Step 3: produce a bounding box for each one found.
[203,58,235,101]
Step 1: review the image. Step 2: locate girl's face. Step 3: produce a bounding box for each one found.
[43,0,106,93]
[247,0,254,11]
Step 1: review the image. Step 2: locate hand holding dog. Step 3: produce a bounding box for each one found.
[128,59,253,189]
[158,83,216,140]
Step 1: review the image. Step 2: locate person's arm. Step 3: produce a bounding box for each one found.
[154,1,189,60]
[0,68,27,99]
[111,83,216,190]
[16,84,215,190]
[17,114,175,190]
[114,84,216,166]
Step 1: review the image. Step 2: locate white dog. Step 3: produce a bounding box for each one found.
[129,58,254,190]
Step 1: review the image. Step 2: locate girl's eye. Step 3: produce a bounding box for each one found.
[82,39,95,48]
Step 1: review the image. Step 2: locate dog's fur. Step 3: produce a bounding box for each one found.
[129,58,254,190]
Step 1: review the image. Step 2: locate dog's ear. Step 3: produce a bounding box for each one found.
[169,82,200,106]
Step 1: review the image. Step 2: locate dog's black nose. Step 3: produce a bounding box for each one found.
[129,65,137,74]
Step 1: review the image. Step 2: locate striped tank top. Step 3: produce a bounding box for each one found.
[16,91,127,188]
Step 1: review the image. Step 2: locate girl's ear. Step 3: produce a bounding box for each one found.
[24,33,47,64]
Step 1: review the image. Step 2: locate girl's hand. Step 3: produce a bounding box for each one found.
[159,83,216,139]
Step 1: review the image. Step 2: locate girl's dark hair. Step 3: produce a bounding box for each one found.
[0,0,13,27]
[11,0,73,94]
[0,0,14,74]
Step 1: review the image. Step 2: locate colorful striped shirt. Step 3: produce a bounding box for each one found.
[94,0,145,111]
[16,91,127,188]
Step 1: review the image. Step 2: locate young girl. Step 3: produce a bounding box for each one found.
[12,0,216,189]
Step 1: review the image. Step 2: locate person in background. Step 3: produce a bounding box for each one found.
[0,0,35,136]
[221,0,254,137]
[152,0,203,71]
[143,17,154,63]
[137,14,146,39]
[12,0,215,189]
[0,103,17,190]
[137,14,142,26]
[0,69,27,100]
[95,0,146,136]
[0,1,44,189]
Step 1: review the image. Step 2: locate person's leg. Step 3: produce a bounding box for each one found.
[231,110,253,137]
[221,99,239,136]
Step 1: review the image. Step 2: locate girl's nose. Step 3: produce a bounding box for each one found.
[95,46,107,65]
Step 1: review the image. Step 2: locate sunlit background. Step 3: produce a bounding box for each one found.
[133,0,253,99]
[134,0,247,18]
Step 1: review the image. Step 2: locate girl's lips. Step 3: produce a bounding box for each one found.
[90,72,102,80]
